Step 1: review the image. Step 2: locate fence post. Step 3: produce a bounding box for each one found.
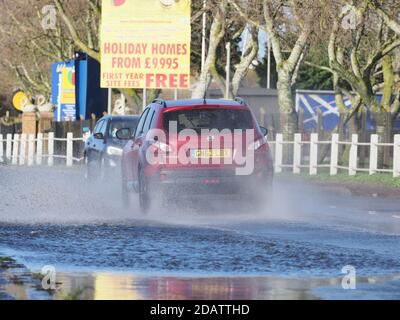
[275,134,283,173]
[48,132,54,166]
[369,134,379,175]
[349,134,358,176]
[27,134,35,166]
[309,133,318,175]
[6,134,12,162]
[330,134,339,176]
[393,134,400,178]
[19,134,27,165]
[293,133,302,174]
[66,132,73,167]
[12,134,20,165]
[0,134,3,162]
[36,133,43,165]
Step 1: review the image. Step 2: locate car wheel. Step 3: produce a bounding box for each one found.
[138,167,151,214]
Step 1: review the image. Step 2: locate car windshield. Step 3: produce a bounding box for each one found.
[109,119,139,138]
[163,108,253,133]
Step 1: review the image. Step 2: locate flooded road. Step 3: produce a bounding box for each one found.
[1,166,400,299]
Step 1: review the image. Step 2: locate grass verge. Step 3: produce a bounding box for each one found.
[278,172,400,189]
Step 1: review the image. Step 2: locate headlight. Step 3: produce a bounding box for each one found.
[107,146,123,156]
[248,137,267,151]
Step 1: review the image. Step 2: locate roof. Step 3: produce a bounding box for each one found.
[101,115,140,121]
[159,99,246,108]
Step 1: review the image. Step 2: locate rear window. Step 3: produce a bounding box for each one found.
[163,108,253,133]
[109,119,139,138]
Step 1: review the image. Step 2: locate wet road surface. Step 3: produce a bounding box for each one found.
[0,166,400,299]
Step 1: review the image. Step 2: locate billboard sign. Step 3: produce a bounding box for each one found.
[100,0,191,89]
[52,61,76,121]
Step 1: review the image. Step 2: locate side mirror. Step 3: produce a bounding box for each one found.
[116,128,131,140]
[93,132,104,140]
[260,126,268,137]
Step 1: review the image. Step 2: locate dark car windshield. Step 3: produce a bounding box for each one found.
[163,108,253,133]
[109,119,139,138]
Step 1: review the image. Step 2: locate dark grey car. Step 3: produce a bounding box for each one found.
[84,115,140,180]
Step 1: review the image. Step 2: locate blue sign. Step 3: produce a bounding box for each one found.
[296,91,400,131]
[52,60,76,121]
[51,54,109,122]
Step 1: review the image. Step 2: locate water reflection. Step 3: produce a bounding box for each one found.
[53,273,331,300]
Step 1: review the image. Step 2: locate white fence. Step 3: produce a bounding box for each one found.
[1,132,400,177]
[0,132,84,167]
[269,133,400,178]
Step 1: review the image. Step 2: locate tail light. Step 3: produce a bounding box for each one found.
[248,137,268,151]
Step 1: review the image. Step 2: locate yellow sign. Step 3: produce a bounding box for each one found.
[100,0,191,89]
[12,91,30,112]
[61,68,76,104]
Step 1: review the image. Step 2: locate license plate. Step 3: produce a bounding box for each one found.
[191,149,232,159]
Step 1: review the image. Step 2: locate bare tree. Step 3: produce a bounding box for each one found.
[192,0,228,98]
[232,27,259,96]
[229,0,319,142]
[0,0,76,98]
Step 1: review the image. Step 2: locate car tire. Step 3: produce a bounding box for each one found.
[138,167,151,214]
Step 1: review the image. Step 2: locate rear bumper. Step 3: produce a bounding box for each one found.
[148,168,273,195]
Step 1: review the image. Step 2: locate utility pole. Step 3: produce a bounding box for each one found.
[107,88,112,115]
[225,42,231,99]
[143,88,147,110]
[201,0,207,72]
[267,35,271,90]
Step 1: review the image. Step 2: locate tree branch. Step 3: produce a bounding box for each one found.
[53,0,100,62]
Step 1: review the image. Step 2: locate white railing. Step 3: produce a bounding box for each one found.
[1,132,400,177]
[268,133,400,178]
[0,132,85,167]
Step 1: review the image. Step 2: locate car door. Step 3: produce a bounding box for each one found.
[92,119,108,162]
[87,119,104,161]
[125,108,150,182]
[97,118,109,158]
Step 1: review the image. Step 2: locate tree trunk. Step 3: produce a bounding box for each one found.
[192,1,226,99]
[232,29,258,96]
[277,68,298,166]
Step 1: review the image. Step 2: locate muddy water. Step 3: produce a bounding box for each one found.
[1,167,400,300]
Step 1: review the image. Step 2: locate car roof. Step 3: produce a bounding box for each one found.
[161,99,245,108]
[100,115,140,121]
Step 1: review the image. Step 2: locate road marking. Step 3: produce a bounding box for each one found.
[392,215,400,219]
[368,211,377,215]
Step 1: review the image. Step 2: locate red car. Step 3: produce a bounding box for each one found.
[117,98,274,213]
